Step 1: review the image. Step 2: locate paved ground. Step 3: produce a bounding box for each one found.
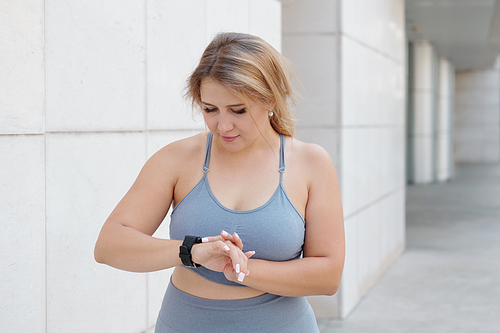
[317,163,500,333]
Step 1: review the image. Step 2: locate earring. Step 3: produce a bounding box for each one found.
[268,111,274,117]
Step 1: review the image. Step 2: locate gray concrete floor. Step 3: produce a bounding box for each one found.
[317,163,500,333]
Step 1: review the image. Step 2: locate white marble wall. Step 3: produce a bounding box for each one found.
[283,0,406,319]
[0,135,46,332]
[0,0,45,134]
[1,1,46,331]
[1,1,282,332]
[455,66,500,163]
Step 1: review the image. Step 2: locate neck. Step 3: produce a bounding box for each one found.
[213,128,280,162]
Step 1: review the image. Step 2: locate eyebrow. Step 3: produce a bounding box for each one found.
[202,101,246,108]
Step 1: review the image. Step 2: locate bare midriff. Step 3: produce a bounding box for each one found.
[171,266,266,300]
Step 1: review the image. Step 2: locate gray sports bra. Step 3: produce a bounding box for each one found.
[169,132,305,286]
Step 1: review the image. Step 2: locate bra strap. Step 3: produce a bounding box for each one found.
[203,132,213,173]
[279,133,285,183]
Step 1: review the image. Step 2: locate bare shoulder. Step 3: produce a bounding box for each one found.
[151,132,207,166]
[287,138,336,171]
[155,132,206,157]
[140,132,207,183]
[286,137,338,193]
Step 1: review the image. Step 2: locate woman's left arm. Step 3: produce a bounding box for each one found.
[227,144,345,296]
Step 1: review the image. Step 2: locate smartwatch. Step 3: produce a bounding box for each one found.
[179,235,202,267]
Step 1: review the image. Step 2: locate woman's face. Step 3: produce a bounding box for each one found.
[200,79,271,153]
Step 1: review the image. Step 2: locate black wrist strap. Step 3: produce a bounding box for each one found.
[179,235,202,267]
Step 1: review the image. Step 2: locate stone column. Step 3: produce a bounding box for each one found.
[436,57,455,181]
[408,40,438,184]
[283,0,406,319]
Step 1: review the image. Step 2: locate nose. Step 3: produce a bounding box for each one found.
[217,111,234,133]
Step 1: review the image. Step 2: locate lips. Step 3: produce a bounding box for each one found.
[220,135,239,142]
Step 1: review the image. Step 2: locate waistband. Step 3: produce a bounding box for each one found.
[168,280,286,311]
[157,280,317,332]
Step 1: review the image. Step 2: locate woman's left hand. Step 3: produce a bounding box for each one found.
[222,249,255,283]
[202,231,255,282]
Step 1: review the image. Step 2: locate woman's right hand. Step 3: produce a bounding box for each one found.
[201,230,244,249]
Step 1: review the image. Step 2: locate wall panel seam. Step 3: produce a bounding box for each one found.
[0,133,46,137]
[41,129,204,135]
[336,0,343,319]
[144,0,149,328]
[43,0,48,330]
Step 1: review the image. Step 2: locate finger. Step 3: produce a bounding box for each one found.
[224,241,247,275]
[243,251,255,277]
[228,242,249,282]
[220,230,236,243]
[221,242,231,252]
[238,249,251,280]
[219,231,245,251]
[220,231,244,249]
[232,232,244,250]
[244,250,255,259]
[203,235,224,243]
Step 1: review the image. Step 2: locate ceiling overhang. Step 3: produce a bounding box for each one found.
[406,0,500,70]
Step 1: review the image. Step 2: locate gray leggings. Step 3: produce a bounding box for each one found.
[155,281,320,333]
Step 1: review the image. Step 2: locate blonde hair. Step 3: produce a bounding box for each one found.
[185,32,297,137]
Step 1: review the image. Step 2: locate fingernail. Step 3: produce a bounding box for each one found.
[238,272,245,282]
[234,232,239,239]
[222,230,229,237]
[224,245,230,251]
[235,263,240,274]
[246,270,250,276]
[201,237,209,243]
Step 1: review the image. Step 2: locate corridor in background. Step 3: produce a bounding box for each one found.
[318,163,500,332]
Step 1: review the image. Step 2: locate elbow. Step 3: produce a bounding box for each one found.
[94,224,115,265]
[324,283,340,296]
[320,268,342,296]
[94,245,103,264]
[94,239,107,264]
[322,260,343,296]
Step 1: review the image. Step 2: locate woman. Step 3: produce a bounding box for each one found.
[94,32,345,332]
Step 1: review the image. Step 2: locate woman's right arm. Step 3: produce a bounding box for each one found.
[94,140,250,274]
[94,144,183,272]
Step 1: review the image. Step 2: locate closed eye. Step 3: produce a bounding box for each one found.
[203,107,217,113]
[233,108,246,114]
